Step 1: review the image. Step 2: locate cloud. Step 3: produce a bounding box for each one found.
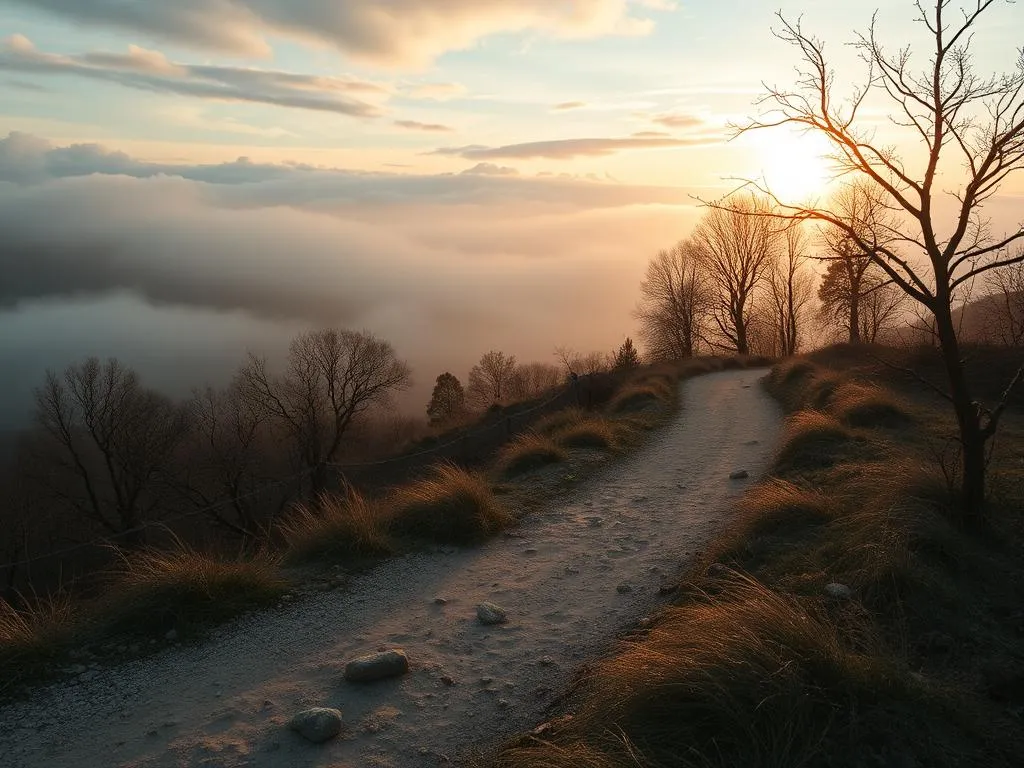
[393,119,455,133]
[460,162,519,176]
[553,101,587,111]
[632,130,671,138]
[8,0,659,67]
[432,135,720,160]
[650,113,705,129]
[0,36,386,117]
[0,131,699,421]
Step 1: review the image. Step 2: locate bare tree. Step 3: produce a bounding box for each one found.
[183,381,281,540]
[736,1,1024,516]
[819,260,907,343]
[466,351,518,409]
[980,257,1024,345]
[238,329,411,494]
[508,362,563,401]
[635,240,712,360]
[692,194,780,354]
[766,223,816,355]
[32,357,189,543]
[553,347,611,376]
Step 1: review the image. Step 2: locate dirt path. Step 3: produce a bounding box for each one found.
[1,368,782,768]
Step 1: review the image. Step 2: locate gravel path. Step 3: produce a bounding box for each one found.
[0,368,782,768]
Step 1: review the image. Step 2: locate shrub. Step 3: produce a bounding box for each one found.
[496,433,568,477]
[532,408,589,436]
[608,384,669,414]
[830,383,915,429]
[388,463,510,544]
[281,486,392,564]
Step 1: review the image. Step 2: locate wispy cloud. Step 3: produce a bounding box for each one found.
[404,82,467,101]
[650,112,705,129]
[6,0,662,67]
[432,135,719,160]
[394,119,455,133]
[553,101,587,111]
[0,36,386,117]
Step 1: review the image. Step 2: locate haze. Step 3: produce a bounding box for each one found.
[0,0,1022,427]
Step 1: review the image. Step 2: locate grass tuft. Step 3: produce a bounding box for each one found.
[532,408,590,437]
[774,410,854,471]
[0,592,73,689]
[388,462,511,544]
[552,416,620,451]
[281,485,393,564]
[830,383,915,428]
[608,383,670,414]
[93,545,286,638]
[496,433,568,477]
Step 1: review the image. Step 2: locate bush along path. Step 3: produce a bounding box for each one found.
[0,368,781,768]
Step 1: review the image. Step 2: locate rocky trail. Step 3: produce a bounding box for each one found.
[0,368,782,768]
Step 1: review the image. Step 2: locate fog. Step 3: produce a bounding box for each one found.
[0,132,702,427]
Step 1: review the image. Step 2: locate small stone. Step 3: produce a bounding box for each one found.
[706,563,730,579]
[497,698,511,708]
[637,617,654,629]
[585,516,603,527]
[440,676,455,686]
[480,677,494,685]
[658,581,678,596]
[344,649,410,682]
[824,582,853,600]
[540,656,554,666]
[729,470,750,480]
[164,629,178,642]
[565,566,580,575]
[476,602,508,625]
[288,708,343,744]
[146,729,159,738]
[524,548,539,555]
[433,597,448,605]
[616,583,633,594]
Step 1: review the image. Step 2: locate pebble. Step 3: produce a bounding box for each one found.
[824,582,853,600]
[729,470,750,480]
[344,649,410,682]
[476,602,508,625]
[616,584,633,594]
[288,708,342,743]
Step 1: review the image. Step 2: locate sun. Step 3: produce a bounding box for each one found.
[752,128,834,203]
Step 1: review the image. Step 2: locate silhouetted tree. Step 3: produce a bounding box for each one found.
[467,351,517,409]
[980,257,1024,346]
[819,260,905,343]
[554,347,611,376]
[766,223,815,355]
[738,0,1024,515]
[427,373,466,424]
[509,363,563,401]
[692,194,779,354]
[635,240,711,360]
[614,338,641,369]
[32,357,190,542]
[238,329,411,494]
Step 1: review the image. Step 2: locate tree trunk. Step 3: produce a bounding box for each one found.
[849,290,861,343]
[933,298,987,519]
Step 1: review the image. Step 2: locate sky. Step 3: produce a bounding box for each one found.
[0,0,1022,426]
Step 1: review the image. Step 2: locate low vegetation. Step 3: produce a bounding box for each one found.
[494,346,1024,767]
[281,487,393,564]
[495,432,568,478]
[388,463,510,544]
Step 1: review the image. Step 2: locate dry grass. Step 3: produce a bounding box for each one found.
[551,416,620,451]
[830,382,915,428]
[774,410,855,471]
[500,576,908,768]
[0,591,74,690]
[532,407,590,436]
[496,433,568,477]
[607,383,670,414]
[388,462,511,544]
[92,545,286,638]
[281,486,393,564]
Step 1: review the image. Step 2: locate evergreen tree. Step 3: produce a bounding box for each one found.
[427,372,465,423]
[614,337,641,370]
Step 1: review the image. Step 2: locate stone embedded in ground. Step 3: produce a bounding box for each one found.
[433,597,448,605]
[616,583,633,594]
[824,582,853,600]
[476,602,508,625]
[440,675,455,686]
[344,649,410,682]
[288,708,343,743]
[729,470,750,480]
[658,581,678,596]
[540,655,554,666]
[706,563,729,578]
